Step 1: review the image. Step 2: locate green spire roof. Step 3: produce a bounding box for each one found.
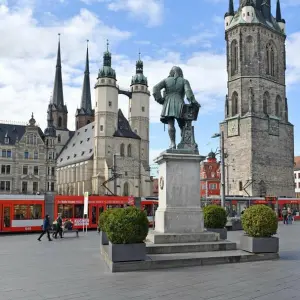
[131,52,148,86]
[98,39,116,80]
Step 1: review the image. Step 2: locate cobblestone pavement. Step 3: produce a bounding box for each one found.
[0,222,300,300]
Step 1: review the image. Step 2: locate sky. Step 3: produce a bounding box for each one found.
[1,0,300,176]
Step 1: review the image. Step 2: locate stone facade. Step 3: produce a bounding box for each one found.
[222,1,294,197]
[0,115,56,194]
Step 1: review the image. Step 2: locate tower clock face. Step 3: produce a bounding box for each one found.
[227,119,239,137]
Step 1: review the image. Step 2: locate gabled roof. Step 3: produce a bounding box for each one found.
[0,124,44,145]
[113,109,141,140]
[57,123,94,167]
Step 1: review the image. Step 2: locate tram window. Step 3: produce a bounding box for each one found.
[4,207,10,227]
[13,205,28,220]
[29,204,42,219]
[58,204,73,218]
[92,207,96,224]
[74,204,84,218]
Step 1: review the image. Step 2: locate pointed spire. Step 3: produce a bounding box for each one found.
[52,33,65,108]
[80,40,92,112]
[229,0,234,15]
[103,39,112,67]
[131,51,148,86]
[136,50,143,74]
[276,0,282,22]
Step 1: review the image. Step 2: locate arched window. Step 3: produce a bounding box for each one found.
[231,92,238,116]
[127,144,132,157]
[231,40,238,75]
[266,42,276,76]
[123,182,129,196]
[275,95,282,117]
[120,144,125,157]
[58,117,62,128]
[263,92,270,115]
[57,134,61,143]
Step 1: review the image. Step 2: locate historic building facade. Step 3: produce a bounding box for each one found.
[0,112,56,194]
[56,44,152,197]
[200,152,220,199]
[221,0,294,197]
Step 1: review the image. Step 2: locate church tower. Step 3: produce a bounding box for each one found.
[221,0,294,197]
[129,53,150,175]
[75,41,94,130]
[93,41,118,194]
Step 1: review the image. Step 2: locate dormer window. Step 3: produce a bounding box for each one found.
[4,137,9,144]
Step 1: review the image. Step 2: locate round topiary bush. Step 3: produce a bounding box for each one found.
[105,207,149,244]
[241,205,278,237]
[98,209,113,232]
[203,205,227,229]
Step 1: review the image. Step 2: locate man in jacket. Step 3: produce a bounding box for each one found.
[38,214,52,241]
[54,213,63,239]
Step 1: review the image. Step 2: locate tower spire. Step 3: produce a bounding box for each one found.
[276,0,282,21]
[80,40,92,112]
[52,33,64,108]
[229,0,234,16]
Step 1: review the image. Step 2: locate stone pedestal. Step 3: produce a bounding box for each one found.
[154,151,205,234]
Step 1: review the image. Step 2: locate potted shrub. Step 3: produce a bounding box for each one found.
[105,206,149,262]
[240,205,278,253]
[203,205,227,240]
[98,209,113,246]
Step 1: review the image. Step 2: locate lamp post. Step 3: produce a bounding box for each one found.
[212,131,225,208]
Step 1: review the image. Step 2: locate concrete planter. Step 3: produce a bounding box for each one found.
[100,231,109,245]
[108,242,146,262]
[206,228,227,240]
[240,235,279,253]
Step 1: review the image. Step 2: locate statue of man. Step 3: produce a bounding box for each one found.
[153,66,200,149]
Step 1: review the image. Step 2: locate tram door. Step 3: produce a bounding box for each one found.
[1,205,11,232]
[90,205,104,227]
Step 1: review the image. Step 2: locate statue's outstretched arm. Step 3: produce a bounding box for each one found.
[184,80,201,107]
[153,80,166,105]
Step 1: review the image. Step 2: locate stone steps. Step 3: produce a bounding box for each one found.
[146,241,237,254]
[101,247,279,273]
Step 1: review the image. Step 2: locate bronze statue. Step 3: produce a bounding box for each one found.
[153,66,200,151]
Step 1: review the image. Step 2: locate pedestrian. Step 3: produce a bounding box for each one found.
[287,207,293,224]
[282,207,288,224]
[38,214,52,241]
[54,213,63,239]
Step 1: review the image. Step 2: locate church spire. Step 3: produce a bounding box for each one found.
[131,51,148,86]
[45,102,56,137]
[80,40,92,112]
[225,0,234,17]
[276,0,282,21]
[52,33,64,108]
[97,39,116,80]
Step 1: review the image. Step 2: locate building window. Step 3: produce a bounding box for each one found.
[298,173,300,179]
[108,101,112,107]
[33,166,39,175]
[33,182,38,192]
[58,116,62,128]
[4,136,9,144]
[209,183,217,190]
[48,152,52,159]
[7,150,11,158]
[142,106,145,112]
[298,182,300,188]
[266,42,276,76]
[239,181,243,191]
[58,134,61,143]
[0,181,10,191]
[123,182,129,196]
[51,167,55,176]
[51,182,55,192]
[100,125,103,131]
[127,144,132,157]
[263,91,270,115]
[231,92,238,116]
[120,143,125,156]
[34,151,38,160]
[1,165,10,174]
[24,151,29,159]
[275,95,282,117]
[22,181,28,193]
[2,150,6,158]
[23,166,28,175]
[231,40,238,75]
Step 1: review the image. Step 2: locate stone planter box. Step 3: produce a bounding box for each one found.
[240,235,279,253]
[100,231,109,245]
[206,228,227,240]
[108,242,146,262]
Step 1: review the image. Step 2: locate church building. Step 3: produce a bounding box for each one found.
[221,0,295,197]
[56,41,151,197]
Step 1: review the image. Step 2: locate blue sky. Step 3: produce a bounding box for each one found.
[1,0,300,176]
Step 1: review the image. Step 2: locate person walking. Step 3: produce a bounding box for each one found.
[38,214,52,241]
[54,213,63,239]
[282,207,288,224]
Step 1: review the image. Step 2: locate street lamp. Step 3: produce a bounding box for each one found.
[211,131,225,208]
